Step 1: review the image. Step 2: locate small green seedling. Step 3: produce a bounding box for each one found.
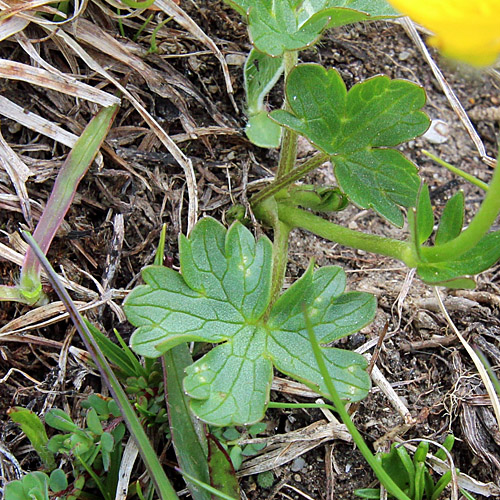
[7,397,125,500]
[0,103,118,305]
[211,422,267,470]
[4,470,69,500]
[355,437,463,500]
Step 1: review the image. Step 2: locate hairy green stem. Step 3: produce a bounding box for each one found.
[269,220,291,306]
[250,152,329,206]
[275,50,298,180]
[255,49,300,312]
[253,198,292,310]
[277,203,417,267]
[421,155,500,262]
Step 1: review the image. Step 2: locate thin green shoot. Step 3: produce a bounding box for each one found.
[112,327,147,377]
[148,17,172,54]
[175,469,237,500]
[0,104,119,305]
[134,13,155,42]
[268,402,336,411]
[118,10,126,38]
[302,303,412,500]
[460,489,478,500]
[118,0,156,8]
[422,150,489,191]
[76,454,111,500]
[154,223,168,266]
[474,347,500,397]
[53,0,69,22]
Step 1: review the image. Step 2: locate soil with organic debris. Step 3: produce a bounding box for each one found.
[1,1,500,499]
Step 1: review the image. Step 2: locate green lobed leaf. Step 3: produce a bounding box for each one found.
[271,64,429,226]
[125,217,374,426]
[184,326,272,425]
[417,230,500,286]
[247,0,328,57]
[225,0,398,56]
[435,191,464,245]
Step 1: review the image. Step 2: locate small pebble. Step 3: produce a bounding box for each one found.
[291,457,306,472]
[398,50,411,61]
[422,119,449,144]
[293,473,302,482]
[226,53,247,66]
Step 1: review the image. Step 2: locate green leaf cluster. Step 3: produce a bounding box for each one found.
[7,398,125,500]
[355,437,458,500]
[46,403,124,478]
[227,0,398,57]
[5,470,68,500]
[211,422,267,470]
[232,0,399,147]
[124,217,375,426]
[412,187,500,287]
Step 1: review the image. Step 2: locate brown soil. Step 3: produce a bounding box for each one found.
[1,2,500,499]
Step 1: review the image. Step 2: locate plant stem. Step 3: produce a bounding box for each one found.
[255,49,299,311]
[303,306,412,500]
[250,152,329,206]
[421,155,500,262]
[269,220,291,307]
[253,197,292,309]
[277,203,417,267]
[422,150,489,191]
[275,50,298,180]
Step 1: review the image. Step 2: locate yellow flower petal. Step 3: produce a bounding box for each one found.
[388,0,500,66]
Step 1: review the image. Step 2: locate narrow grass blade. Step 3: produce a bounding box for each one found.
[20,103,119,302]
[164,345,211,500]
[21,230,179,500]
[175,469,238,500]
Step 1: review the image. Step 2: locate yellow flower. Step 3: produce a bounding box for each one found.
[387,0,500,66]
